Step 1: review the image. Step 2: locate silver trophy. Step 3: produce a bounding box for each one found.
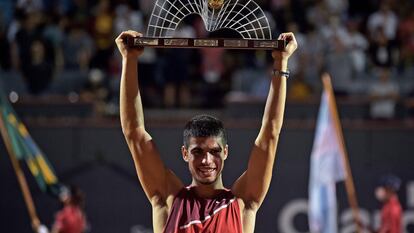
[127,0,285,50]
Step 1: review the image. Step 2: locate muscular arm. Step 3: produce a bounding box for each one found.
[232,33,297,209]
[116,31,183,204]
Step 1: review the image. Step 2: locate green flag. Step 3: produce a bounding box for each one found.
[0,89,58,192]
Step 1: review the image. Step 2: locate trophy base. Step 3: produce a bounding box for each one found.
[127,37,286,50]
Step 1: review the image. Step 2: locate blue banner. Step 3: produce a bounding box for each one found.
[308,91,346,233]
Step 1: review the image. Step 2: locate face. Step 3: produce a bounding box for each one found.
[59,192,71,205]
[182,136,228,185]
[375,187,386,201]
[375,186,394,202]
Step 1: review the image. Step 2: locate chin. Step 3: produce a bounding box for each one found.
[196,176,218,185]
[190,167,222,186]
[200,179,216,185]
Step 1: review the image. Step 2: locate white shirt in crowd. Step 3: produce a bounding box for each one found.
[367,9,398,40]
[369,80,399,119]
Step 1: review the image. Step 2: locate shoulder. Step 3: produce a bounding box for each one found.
[390,200,402,214]
[54,207,72,222]
[172,186,192,200]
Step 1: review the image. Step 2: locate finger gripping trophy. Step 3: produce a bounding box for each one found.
[128,0,286,50]
[208,0,224,10]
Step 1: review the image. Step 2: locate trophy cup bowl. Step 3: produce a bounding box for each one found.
[127,0,286,50]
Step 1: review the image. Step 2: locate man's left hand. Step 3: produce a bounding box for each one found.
[272,32,298,61]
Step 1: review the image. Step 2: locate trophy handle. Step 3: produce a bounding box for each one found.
[126,37,286,50]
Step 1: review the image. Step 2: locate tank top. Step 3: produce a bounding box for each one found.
[163,186,242,233]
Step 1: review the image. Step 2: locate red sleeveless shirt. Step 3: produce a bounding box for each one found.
[163,186,242,233]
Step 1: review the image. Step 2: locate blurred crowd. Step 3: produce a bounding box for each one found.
[0,0,414,119]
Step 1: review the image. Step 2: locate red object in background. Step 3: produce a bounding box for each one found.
[54,205,86,233]
[379,195,402,233]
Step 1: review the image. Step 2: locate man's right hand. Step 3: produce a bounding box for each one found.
[115,30,144,60]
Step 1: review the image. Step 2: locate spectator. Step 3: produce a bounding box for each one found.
[324,0,349,19]
[367,1,398,41]
[42,13,66,71]
[0,0,14,26]
[12,11,45,71]
[114,4,144,36]
[139,0,154,16]
[306,1,330,31]
[66,0,91,27]
[347,19,369,75]
[6,8,24,44]
[369,68,399,119]
[90,0,114,71]
[374,175,402,233]
[17,0,44,14]
[320,15,350,49]
[368,26,394,68]
[52,185,87,233]
[0,0,413,114]
[228,65,270,101]
[286,22,307,78]
[23,40,54,95]
[136,49,159,107]
[63,23,94,71]
[397,10,414,71]
[287,74,313,101]
[162,22,196,108]
[303,25,324,90]
[81,68,111,115]
[325,38,353,96]
[0,12,11,71]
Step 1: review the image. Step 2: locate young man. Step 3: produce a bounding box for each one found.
[358,174,403,233]
[374,175,402,233]
[115,30,297,233]
[52,185,87,233]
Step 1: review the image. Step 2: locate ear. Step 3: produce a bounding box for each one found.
[181,146,189,162]
[223,144,229,160]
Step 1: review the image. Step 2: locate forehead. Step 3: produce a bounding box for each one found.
[187,136,224,149]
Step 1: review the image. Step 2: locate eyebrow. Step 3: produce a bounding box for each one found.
[190,147,203,153]
[190,146,222,153]
[210,147,222,152]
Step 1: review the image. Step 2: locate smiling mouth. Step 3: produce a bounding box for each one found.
[198,167,217,176]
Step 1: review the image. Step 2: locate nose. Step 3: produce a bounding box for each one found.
[201,153,213,164]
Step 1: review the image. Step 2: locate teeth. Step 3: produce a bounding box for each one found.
[199,168,215,172]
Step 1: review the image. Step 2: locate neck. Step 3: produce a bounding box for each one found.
[388,193,398,201]
[191,177,225,198]
[383,193,398,203]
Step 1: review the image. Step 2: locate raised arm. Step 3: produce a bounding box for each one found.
[232,33,297,208]
[116,31,183,204]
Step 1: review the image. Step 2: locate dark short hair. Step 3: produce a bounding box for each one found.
[378,174,401,192]
[69,185,85,208]
[183,115,227,148]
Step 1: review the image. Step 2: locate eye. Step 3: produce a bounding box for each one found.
[210,149,221,156]
[192,149,203,157]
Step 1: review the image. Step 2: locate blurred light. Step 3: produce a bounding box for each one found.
[68,92,79,103]
[89,68,104,85]
[9,91,19,103]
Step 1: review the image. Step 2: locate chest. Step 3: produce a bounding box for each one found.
[160,191,243,233]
